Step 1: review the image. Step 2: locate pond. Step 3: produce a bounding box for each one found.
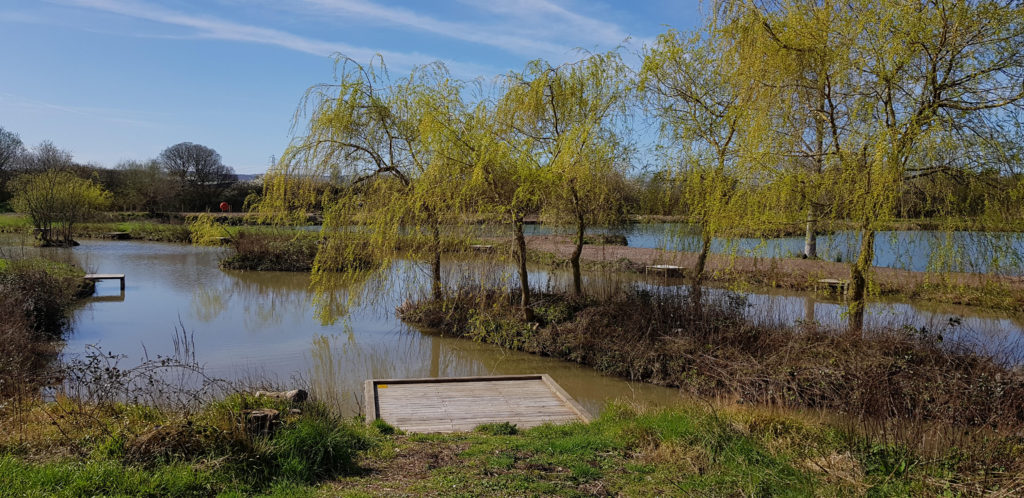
[4,235,1023,417]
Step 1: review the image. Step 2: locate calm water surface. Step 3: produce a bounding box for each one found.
[4,235,1022,416]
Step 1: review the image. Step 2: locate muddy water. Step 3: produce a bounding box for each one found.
[4,235,1022,417]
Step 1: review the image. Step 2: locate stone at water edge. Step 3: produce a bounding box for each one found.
[254,389,309,403]
[243,408,281,435]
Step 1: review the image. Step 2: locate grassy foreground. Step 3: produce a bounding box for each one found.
[0,397,982,497]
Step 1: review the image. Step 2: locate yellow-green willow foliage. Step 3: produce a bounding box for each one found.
[514,53,632,297]
[719,0,857,259]
[466,52,632,314]
[259,56,475,320]
[640,28,771,306]
[838,0,1022,320]
[11,170,111,247]
[717,0,1024,326]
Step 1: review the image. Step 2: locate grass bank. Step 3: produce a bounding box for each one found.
[0,396,993,496]
[0,213,192,243]
[218,228,474,272]
[0,393,379,497]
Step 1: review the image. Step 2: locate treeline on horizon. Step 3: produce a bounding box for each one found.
[0,135,260,214]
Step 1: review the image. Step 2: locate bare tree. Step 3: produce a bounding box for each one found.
[112,159,176,213]
[0,126,24,202]
[158,142,236,211]
[20,141,74,172]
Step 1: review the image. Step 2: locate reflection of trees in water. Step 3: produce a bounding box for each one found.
[308,330,487,416]
[190,270,374,329]
[190,286,226,322]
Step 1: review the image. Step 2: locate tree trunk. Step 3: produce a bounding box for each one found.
[513,214,534,321]
[691,230,712,312]
[849,226,875,331]
[570,215,585,297]
[430,223,442,300]
[804,207,817,259]
[429,338,440,377]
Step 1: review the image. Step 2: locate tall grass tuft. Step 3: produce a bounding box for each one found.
[271,415,372,483]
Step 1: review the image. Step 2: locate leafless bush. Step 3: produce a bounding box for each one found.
[58,324,229,412]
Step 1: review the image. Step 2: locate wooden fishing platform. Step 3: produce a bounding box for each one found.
[645,264,686,278]
[364,374,593,433]
[83,273,125,291]
[815,278,849,298]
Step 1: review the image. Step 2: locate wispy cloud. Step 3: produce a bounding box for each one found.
[298,0,568,58]
[461,0,641,45]
[49,0,495,77]
[295,0,644,61]
[0,92,160,128]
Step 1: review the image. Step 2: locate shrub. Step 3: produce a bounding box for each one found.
[219,231,320,271]
[10,170,111,246]
[400,287,1024,433]
[0,258,84,339]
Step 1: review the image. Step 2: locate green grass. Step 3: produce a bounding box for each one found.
[0,456,221,497]
[1,399,997,497]
[0,395,381,497]
[0,213,194,242]
[76,221,193,242]
[0,213,31,232]
[330,403,964,496]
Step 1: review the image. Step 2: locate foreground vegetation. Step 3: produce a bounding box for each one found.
[0,257,88,399]
[0,394,377,497]
[3,394,1015,496]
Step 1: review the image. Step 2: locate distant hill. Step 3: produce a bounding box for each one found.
[235,173,263,182]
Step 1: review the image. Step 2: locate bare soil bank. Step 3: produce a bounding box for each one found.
[523,235,1024,312]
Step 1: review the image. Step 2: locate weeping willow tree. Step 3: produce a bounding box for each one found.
[466,86,546,320]
[259,56,474,319]
[464,52,632,314]
[835,0,1024,326]
[640,28,768,308]
[506,53,633,297]
[716,0,1024,328]
[724,0,856,258]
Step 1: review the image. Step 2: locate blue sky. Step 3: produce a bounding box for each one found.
[0,0,702,174]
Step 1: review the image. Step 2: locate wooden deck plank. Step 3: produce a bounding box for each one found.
[83,273,126,291]
[83,273,125,279]
[366,374,592,433]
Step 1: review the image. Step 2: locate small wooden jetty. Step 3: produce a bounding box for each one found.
[645,264,686,278]
[815,278,849,298]
[88,293,125,303]
[364,374,592,433]
[84,273,125,291]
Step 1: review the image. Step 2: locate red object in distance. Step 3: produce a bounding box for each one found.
[219,202,230,212]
